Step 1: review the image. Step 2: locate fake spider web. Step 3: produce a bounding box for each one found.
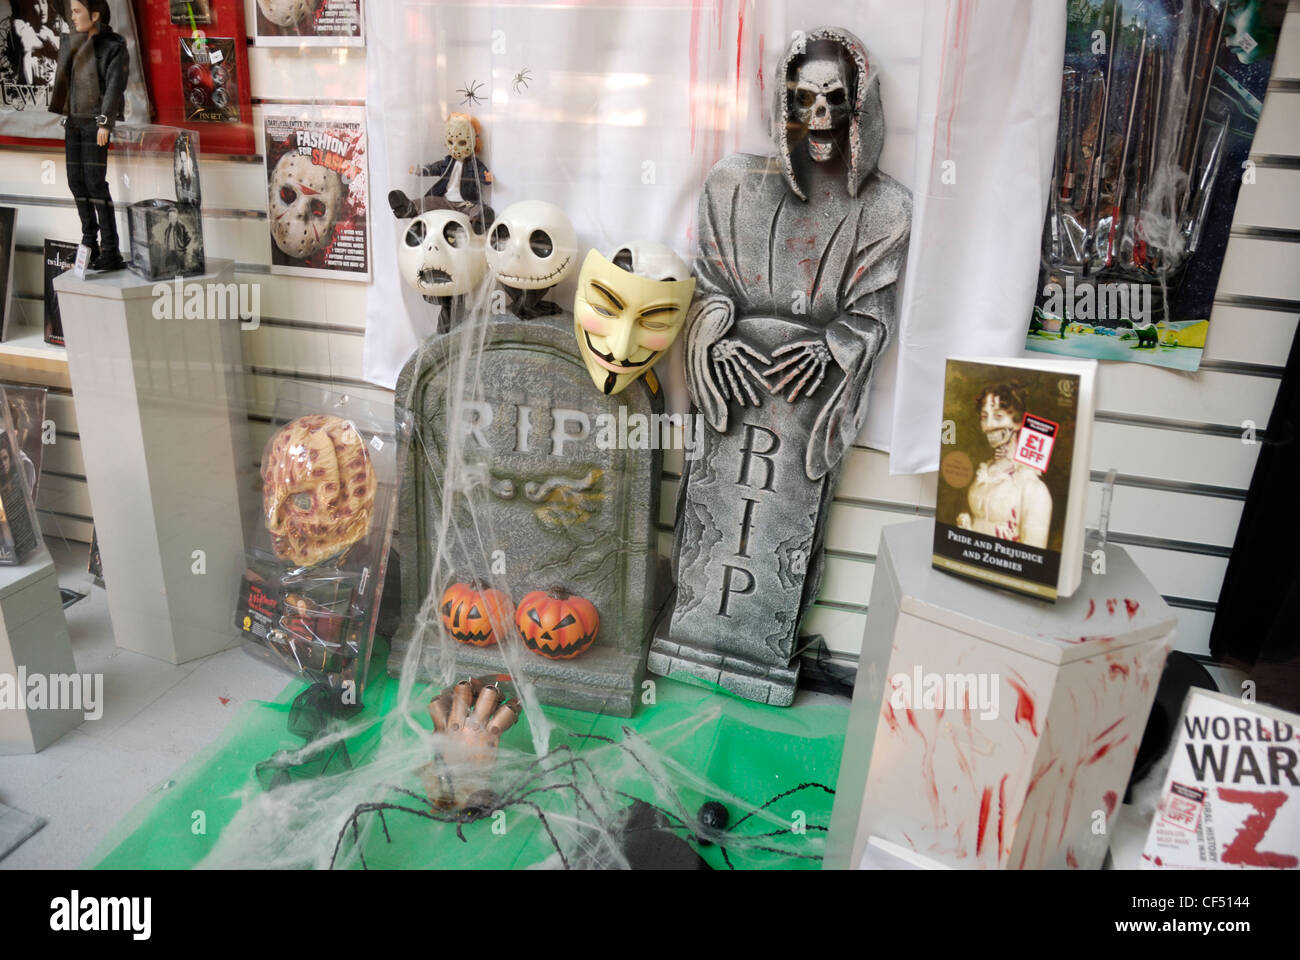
[193,268,835,871]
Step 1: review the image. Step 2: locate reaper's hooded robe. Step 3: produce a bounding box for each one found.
[685,26,911,481]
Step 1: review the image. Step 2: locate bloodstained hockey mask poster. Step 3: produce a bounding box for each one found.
[263,105,370,282]
[253,0,363,47]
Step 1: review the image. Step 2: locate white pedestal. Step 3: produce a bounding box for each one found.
[54,260,251,664]
[827,518,1175,870]
[0,548,81,754]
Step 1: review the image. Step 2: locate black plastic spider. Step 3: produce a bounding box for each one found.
[512,67,532,94]
[328,733,832,870]
[457,79,487,106]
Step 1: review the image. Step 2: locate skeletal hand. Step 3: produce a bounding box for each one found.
[710,338,772,408]
[423,677,522,810]
[765,339,831,402]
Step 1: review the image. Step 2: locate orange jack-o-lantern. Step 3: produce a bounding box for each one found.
[515,587,599,660]
[440,581,512,647]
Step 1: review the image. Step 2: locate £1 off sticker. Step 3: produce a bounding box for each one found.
[1014,413,1058,472]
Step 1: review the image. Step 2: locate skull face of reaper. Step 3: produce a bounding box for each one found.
[398,208,486,299]
[485,200,577,291]
[262,414,376,569]
[269,153,344,261]
[257,0,317,28]
[790,56,851,162]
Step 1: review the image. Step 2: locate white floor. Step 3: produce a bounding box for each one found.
[0,538,289,869]
[0,538,1246,870]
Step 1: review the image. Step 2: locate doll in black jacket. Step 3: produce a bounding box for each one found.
[48,0,128,272]
[388,112,494,227]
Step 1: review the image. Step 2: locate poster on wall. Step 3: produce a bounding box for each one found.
[1026,0,1285,372]
[263,105,370,282]
[254,0,363,46]
[0,0,152,146]
[180,36,240,124]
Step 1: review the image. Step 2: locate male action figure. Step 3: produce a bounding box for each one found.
[162,206,191,276]
[48,0,128,272]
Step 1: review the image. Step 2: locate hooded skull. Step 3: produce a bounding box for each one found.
[257,0,316,28]
[775,26,883,201]
[269,152,345,261]
[792,59,852,161]
[398,208,486,300]
[262,415,376,569]
[485,200,577,290]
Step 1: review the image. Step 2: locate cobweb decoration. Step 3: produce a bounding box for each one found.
[193,194,833,870]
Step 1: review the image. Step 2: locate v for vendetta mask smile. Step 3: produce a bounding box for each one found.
[573,244,695,395]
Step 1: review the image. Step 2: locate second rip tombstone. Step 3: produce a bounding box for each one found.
[649,26,912,705]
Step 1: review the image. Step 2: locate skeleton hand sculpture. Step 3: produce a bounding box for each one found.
[765,339,832,402]
[710,337,771,408]
[423,678,522,810]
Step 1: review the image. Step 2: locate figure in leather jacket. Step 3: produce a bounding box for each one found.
[48,0,129,272]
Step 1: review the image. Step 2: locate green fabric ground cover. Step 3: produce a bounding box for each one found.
[88,660,848,870]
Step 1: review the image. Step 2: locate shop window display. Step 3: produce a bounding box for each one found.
[0,0,1294,896]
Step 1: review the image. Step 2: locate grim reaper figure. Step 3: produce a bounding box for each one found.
[650,27,911,706]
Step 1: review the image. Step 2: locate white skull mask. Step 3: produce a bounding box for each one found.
[399,208,486,299]
[269,153,344,260]
[257,0,316,28]
[485,200,577,290]
[792,58,851,162]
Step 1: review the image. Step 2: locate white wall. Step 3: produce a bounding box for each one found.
[1,0,1297,666]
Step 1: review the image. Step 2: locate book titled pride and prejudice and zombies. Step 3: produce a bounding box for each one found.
[1143,690,1299,870]
[933,357,1097,601]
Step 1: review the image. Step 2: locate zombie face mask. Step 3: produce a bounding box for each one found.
[262,415,376,568]
[485,200,577,291]
[573,242,695,395]
[399,208,486,301]
[445,114,476,161]
[269,153,345,261]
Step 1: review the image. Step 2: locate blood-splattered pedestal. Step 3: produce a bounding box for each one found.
[827,518,1174,870]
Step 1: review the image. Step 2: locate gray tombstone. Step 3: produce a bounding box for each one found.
[390,313,663,716]
[648,26,912,705]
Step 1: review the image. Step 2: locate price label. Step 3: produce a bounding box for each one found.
[1013,413,1058,473]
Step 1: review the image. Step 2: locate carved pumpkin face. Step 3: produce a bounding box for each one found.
[515,588,599,660]
[441,581,512,647]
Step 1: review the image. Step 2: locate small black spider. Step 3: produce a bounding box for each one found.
[512,67,532,94]
[457,79,487,107]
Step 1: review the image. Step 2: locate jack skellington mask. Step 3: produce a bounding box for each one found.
[485,200,576,317]
[269,152,345,261]
[398,208,486,303]
[262,415,376,569]
[573,242,695,395]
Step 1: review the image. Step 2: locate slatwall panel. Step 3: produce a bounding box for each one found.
[1,0,1297,669]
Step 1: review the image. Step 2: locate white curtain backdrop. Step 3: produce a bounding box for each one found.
[363,0,1063,474]
[886,0,1066,474]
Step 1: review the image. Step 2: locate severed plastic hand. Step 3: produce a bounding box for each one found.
[710,338,772,408]
[765,339,832,402]
[423,677,522,810]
